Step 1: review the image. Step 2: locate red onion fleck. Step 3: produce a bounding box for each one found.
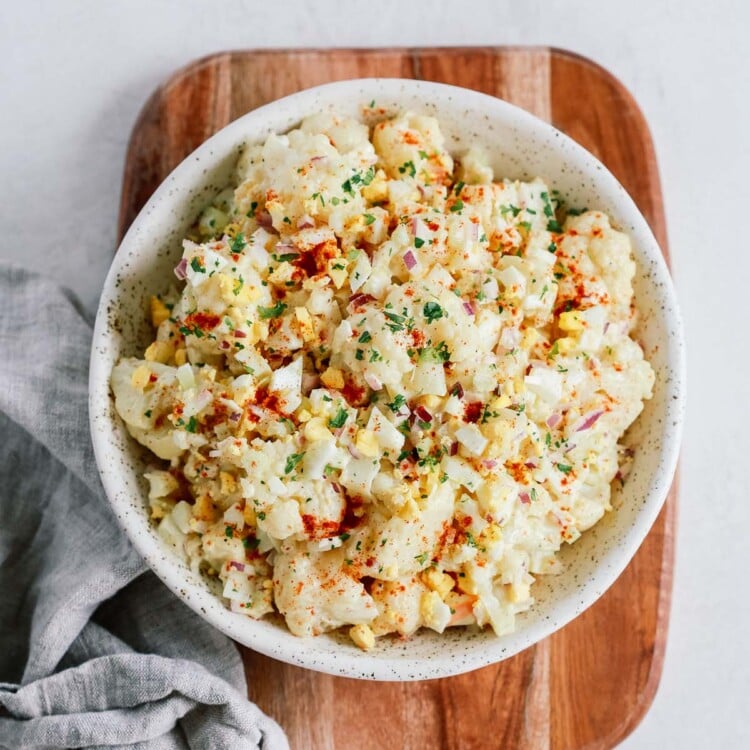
[174,257,188,280]
[462,300,476,316]
[228,411,242,422]
[364,373,382,391]
[450,441,459,456]
[415,405,432,423]
[220,340,230,350]
[467,221,480,241]
[411,217,427,240]
[310,155,327,165]
[228,561,245,572]
[546,413,562,428]
[233,330,247,338]
[297,214,314,229]
[257,210,273,229]
[403,250,418,271]
[348,444,362,459]
[524,459,538,469]
[274,242,296,254]
[348,293,375,313]
[483,458,498,469]
[519,491,531,505]
[575,410,604,432]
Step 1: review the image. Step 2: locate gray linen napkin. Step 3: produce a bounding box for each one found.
[0,264,289,750]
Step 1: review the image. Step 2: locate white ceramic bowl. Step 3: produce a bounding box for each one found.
[89,78,685,681]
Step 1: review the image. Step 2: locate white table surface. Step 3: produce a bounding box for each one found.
[2,0,747,746]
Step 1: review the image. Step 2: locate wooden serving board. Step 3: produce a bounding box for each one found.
[118,48,676,750]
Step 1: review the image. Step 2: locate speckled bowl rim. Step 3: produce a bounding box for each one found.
[90,78,685,681]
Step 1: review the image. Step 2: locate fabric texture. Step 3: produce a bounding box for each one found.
[0,265,289,749]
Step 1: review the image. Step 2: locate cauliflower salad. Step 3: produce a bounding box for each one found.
[111,107,654,650]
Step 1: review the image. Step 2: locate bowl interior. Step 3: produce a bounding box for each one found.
[90,78,684,680]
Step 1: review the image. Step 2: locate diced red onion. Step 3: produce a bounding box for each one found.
[234,330,247,338]
[348,444,362,459]
[415,405,432,423]
[348,293,375,313]
[524,458,538,469]
[174,257,188,280]
[364,373,382,391]
[411,217,428,240]
[228,561,246,572]
[462,300,476,316]
[483,458,498,469]
[519,491,531,505]
[257,210,273,229]
[274,242,296,254]
[297,214,314,229]
[450,441,459,456]
[220,340,230,350]
[403,250,418,270]
[575,410,604,432]
[467,221,480,241]
[228,411,242,423]
[546,412,562,428]
[310,155,327,165]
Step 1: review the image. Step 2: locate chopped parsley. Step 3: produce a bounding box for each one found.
[230,233,246,253]
[422,301,444,322]
[384,311,407,332]
[328,407,348,429]
[358,331,372,343]
[190,257,205,273]
[386,394,406,413]
[284,453,305,475]
[225,526,234,538]
[414,237,425,249]
[450,200,464,213]
[185,416,198,433]
[273,252,299,263]
[398,160,416,177]
[557,463,573,475]
[363,213,376,225]
[419,341,451,363]
[258,301,287,319]
[414,552,429,565]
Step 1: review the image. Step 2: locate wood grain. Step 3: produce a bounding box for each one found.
[118,47,676,750]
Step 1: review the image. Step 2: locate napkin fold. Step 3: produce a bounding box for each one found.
[0,265,289,749]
